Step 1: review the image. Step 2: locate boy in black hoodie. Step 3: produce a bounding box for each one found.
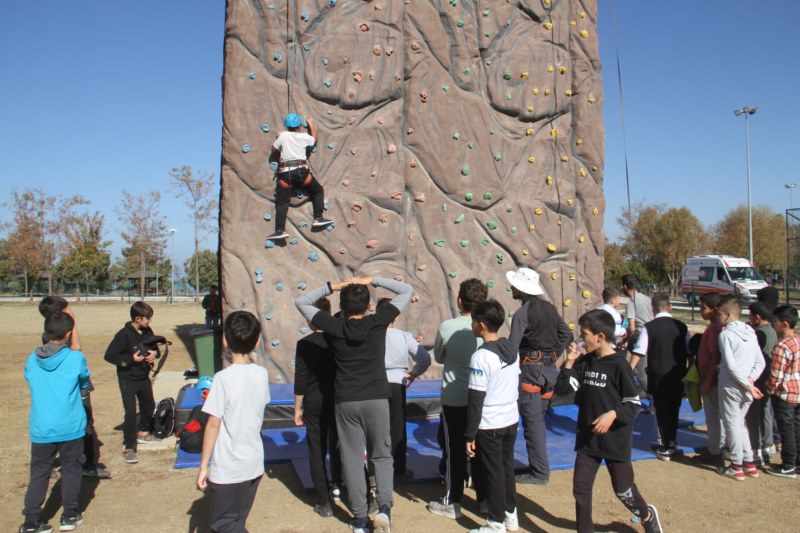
[104,301,160,465]
[464,299,521,533]
[556,309,663,533]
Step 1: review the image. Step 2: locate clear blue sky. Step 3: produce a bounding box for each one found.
[2,1,799,269]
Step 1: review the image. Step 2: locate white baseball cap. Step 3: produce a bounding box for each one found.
[506,267,544,296]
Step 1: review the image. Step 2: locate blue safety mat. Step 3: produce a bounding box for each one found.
[175,399,709,477]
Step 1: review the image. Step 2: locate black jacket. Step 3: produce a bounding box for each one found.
[104,322,155,381]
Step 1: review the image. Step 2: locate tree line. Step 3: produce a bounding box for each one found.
[0,166,219,300]
[605,202,790,296]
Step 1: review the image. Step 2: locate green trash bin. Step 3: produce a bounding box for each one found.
[192,328,222,376]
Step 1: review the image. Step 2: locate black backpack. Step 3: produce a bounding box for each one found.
[153,397,176,439]
[178,405,209,454]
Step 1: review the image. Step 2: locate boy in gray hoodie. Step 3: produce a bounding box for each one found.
[716,296,766,480]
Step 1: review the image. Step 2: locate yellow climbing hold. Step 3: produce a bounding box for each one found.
[522,249,529,256]
[544,0,552,5]
[592,165,598,171]
[580,11,587,19]
[526,128,534,136]
[550,272,557,280]
[582,290,591,299]
[521,71,529,80]
[543,22,553,30]
[544,88,551,96]
[528,156,536,163]
[576,138,583,145]
[565,89,573,96]
[546,65,554,73]
[569,20,576,26]
[557,218,562,225]
[534,207,543,215]
[559,66,567,74]
[578,235,586,243]
[532,87,539,95]
[563,299,571,307]
[547,243,557,253]
[580,168,587,177]
[527,105,534,112]
[566,198,574,206]
[546,175,553,185]
[569,323,575,330]
[550,129,559,137]
[588,96,596,104]
[579,30,589,39]
[592,207,599,215]
[529,223,536,232]
[561,155,569,162]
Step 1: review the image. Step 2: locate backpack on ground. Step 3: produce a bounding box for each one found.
[178,404,209,454]
[153,397,176,439]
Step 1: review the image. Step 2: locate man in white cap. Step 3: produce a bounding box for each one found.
[507,267,572,485]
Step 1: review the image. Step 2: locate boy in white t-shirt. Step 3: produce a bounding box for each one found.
[268,113,332,240]
[598,287,627,344]
[196,311,270,532]
[465,300,521,533]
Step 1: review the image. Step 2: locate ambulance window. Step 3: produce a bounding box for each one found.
[698,267,714,281]
[716,267,727,282]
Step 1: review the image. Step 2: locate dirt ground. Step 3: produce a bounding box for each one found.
[1,301,796,532]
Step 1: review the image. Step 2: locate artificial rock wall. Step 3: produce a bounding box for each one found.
[219,0,605,383]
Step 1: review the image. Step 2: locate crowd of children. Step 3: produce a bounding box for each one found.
[18,267,800,533]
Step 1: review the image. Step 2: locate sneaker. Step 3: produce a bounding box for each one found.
[428,500,462,519]
[59,513,83,531]
[312,217,334,227]
[694,451,723,467]
[643,505,663,533]
[752,449,764,466]
[267,230,289,240]
[374,506,391,533]
[764,464,797,479]
[654,445,677,462]
[18,523,53,533]
[743,462,760,478]
[313,502,333,518]
[469,520,505,533]
[82,466,111,479]
[515,472,548,485]
[137,433,161,444]
[504,508,519,531]
[348,517,370,533]
[718,464,745,481]
[121,449,138,464]
[330,485,341,501]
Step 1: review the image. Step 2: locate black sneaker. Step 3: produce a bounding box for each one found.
[267,230,289,240]
[515,472,548,485]
[765,464,797,479]
[654,445,677,462]
[59,513,84,531]
[312,217,334,227]
[643,505,663,533]
[313,502,333,517]
[18,523,53,533]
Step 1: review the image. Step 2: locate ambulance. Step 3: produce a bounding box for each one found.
[680,255,768,305]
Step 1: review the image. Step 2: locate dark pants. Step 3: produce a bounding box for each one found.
[772,396,800,467]
[22,438,84,524]
[118,377,155,451]
[573,453,649,533]
[83,395,97,467]
[650,375,682,446]
[519,389,550,481]
[388,383,408,475]
[274,173,324,231]
[475,422,517,524]
[304,403,342,504]
[440,405,468,504]
[208,476,262,533]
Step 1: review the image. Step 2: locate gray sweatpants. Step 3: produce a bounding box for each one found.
[335,399,393,518]
[719,385,753,464]
[702,389,726,454]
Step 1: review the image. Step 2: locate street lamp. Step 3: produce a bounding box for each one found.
[168,228,177,304]
[786,183,797,209]
[734,106,757,264]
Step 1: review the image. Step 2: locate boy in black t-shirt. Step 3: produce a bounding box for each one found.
[556,309,663,533]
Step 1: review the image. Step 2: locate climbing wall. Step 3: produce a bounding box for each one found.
[219,0,605,383]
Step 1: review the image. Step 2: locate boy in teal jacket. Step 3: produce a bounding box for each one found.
[20,311,90,533]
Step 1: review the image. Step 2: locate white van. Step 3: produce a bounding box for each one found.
[680,255,768,305]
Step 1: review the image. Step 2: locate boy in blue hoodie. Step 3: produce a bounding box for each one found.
[21,311,91,533]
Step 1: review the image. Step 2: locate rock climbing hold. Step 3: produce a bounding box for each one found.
[485,60,492,66]
[448,272,458,278]
[506,206,513,213]
[322,57,329,65]
[580,168,587,177]
[569,273,577,281]
[366,240,378,249]
[546,175,553,185]
[592,165,598,171]
[521,71,528,80]
[275,282,283,291]
[460,240,469,247]
[453,132,460,140]
[563,299,571,308]
[323,80,332,87]
[308,252,319,262]
[484,31,491,37]
[273,53,282,62]
[461,166,470,176]
[261,123,271,133]
[566,199,574,206]
[338,247,347,255]
[496,253,505,264]
[462,66,470,75]
[298,282,307,290]
[391,192,403,200]
[248,72,256,79]
[534,208,543,215]
[481,239,490,247]
[394,274,404,282]
[271,339,281,346]
[263,212,272,221]
[528,156,536,163]
[299,220,308,228]
[350,147,358,155]
[526,128,534,136]
[385,47,393,56]
[442,85,449,92]
[417,264,426,271]
[449,0,457,5]
[299,326,310,334]
[544,88,551,96]
[532,87,539,95]
[506,94,512,101]
[434,239,446,248]
[387,144,397,154]
[578,235,586,243]
[410,159,418,168]
[550,129,559,137]
[579,30,589,39]
[442,204,448,212]
[265,240,275,248]
[351,202,362,212]
[547,243,557,253]
[522,249,529,256]
[543,22,553,30]
[486,220,498,230]
[494,153,502,161]
[511,226,518,233]
[411,295,420,303]
[503,72,512,80]
[468,142,475,149]
[456,19,465,27]
[592,207,599,215]
[569,323,575,331]
[547,65,554,73]
[557,218,562,225]
[559,66,567,74]
[372,46,381,56]
[267,3,275,9]
[465,193,473,201]
[580,11,586,18]
[565,89,573,96]
[303,45,310,51]
[582,290,591,299]
[242,144,250,153]
[378,213,389,223]
[359,23,369,31]
[527,105,534,112]
[289,238,298,245]
[420,92,428,103]
[329,0,336,6]
[576,138,584,145]
[487,280,495,288]
[588,96,596,104]
[342,178,350,186]
[414,193,425,203]
[561,155,569,162]
[529,223,536,232]
[482,9,490,17]
[265,313,272,320]
[483,192,492,200]
[255,268,263,283]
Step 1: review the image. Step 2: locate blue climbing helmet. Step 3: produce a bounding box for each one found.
[284,113,303,128]
[197,376,213,392]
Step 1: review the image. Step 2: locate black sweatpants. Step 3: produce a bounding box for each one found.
[304,404,342,504]
[440,405,468,504]
[208,476,262,533]
[389,383,408,475]
[772,396,800,467]
[83,395,97,467]
[475,422,517,524]
[573,453,649,533]
[118,377,155,451]
[274,173,325,232]
[650,375,683,446]
[22,438,84,525]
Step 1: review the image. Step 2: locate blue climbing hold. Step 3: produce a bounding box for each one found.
[298,282,307,290]
[265,313,272,320]
[326,142,334,149]
[322,57,329,65]
[263,212,272,221]
[324,202,329,210]
[299,220,308,228]
[308,252,319,262]
[276,283,284,291]
[303,45,310,51]
[326,224,334,232]
[329,0,336,6]
[248,72,257,79]
[300,12,309,21]
[265,240,275,248]
[324,81,332,88]
[274,53,283,62]
[242,144,250,153]
[261,123,270,133]
[271,339,281,346]
[255,269,263,283]
[289,238,298,245]
[299,326,310,334]
[267,3,275,9]
[270,161,279,171]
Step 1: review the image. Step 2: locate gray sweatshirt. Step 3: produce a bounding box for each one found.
[718,321,765,389]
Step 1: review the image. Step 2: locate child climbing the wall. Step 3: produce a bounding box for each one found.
[376,298,432,483]
[268,113,332,241]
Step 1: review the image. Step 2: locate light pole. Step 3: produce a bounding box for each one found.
[734,106,757,264]
[169,228,177,304]
[786,183,797,210]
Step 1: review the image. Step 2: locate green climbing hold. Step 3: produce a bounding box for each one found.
[486,279,495,288]
[511,226,518,233]
[496,253,505,264]
[508,311,515,317]
[483,192,492,200]
[434,239,446,248]
[485,60,492,66]
[506,93,512,100]
[456,19,465,27]
[450,0,458,6]
[481,239,490,247]
[465,192,474,201]
[468,142,475,149]
[482,9,490,17]
[454,214,465,223]
[449,272,458,278]
[489,129,495,135]
[484,31,491,37]
[503,72,512,80]
[494,153,502,161]
[506,206,513,213]
[461,166,470,176]
[442,203,448,212]
[453,132,460,140]
[462,66,470,75]
[460,240,469,247]
[486,220,498,230]
[442,85,450,92]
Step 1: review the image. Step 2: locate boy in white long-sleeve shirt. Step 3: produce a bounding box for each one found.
[716,296,766,480]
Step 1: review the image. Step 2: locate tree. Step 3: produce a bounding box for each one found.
[603,240,629,286]
[619,202,710,295]
[170,166,218,302]
[114,190,168,299]
[184,249,219,293]
[713,205,787,273]
[58,211,111,294]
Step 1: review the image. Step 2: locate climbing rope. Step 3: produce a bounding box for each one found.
[612,0,633,221]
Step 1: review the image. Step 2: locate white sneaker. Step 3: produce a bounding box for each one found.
[504,509,519,531]
[428,500,462,519]
[469,520,505,533]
